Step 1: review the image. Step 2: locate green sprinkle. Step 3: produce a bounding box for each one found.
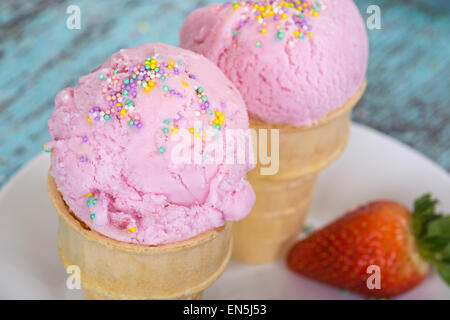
[158,146,166,154]
[160,75,166,81]
[215,124,221,130]
[126,99,132,106]
[232,29,238,35]
[113,69,118,75]
[124,78,130,84]
[145,64,151,70]
[163,119,170,125]
[277,30,284,40]
[255,41,261,48]
[299,33,305,39]
[299,13,304,18]
[99,73,105,80]
[90,213,95,220]
[104,114,110,120]
[129,120,135,126]
[154,67,160,72]
[201,96,208,102]
[92,199,98,205]
[178,60,183,66]
[162,85,169,92]
[87,200,91,207]
[163,128,169,134]
[132,74,137,80]
[122,90,128,96]
[197,87,204,94]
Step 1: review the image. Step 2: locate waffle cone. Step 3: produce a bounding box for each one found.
[47,175,232,300]
[232,80,367,264]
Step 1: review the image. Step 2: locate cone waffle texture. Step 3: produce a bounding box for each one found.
[232,80,367,264]
[47,175,232,300]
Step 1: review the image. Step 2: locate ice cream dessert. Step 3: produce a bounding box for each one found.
[180,0,368,263]
[45,43,255,299]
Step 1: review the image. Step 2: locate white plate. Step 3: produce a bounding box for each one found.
[0,123,449,300]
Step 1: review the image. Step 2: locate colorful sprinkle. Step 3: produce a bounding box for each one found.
[85,54,227,158]
[229,0,324,46]
[127,226,137,233]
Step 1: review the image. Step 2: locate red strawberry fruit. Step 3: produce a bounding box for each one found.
[287,194,450,298]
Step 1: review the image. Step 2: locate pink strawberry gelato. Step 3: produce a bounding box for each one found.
[46,43,255,245]
[179,0,368,126]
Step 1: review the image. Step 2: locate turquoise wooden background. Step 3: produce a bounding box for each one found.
[0,0,449,187]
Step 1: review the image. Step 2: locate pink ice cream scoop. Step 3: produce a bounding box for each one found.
[180,0,368,126]
[46,43,255,245]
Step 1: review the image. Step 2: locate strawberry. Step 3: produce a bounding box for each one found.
[287,194,450,298]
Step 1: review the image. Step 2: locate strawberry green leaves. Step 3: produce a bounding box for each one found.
[413,194,450,285]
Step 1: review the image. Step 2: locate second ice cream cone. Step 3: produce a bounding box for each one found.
[232,81,366,264]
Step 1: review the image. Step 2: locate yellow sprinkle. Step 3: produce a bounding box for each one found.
[87,116,91,123]
[189,128,195,134]
[281,13,288,19]
[182,80,189,87]
[148,80,155,87]
[313,12,319,17]
[261,28,267,34]
[86,193,93,198]
[293,30,300,37]
[233,3,240,10]
[127,226,137,233]
[268,10,274,17]
[42,143,46,150]
[172,126,178,133]
[308,32,313,37]
[120,109,127,115]
[144,86,151,92]
[219,115,225,121]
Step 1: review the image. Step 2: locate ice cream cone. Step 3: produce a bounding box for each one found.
[232,80,367,264]
[47,175,232,300]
